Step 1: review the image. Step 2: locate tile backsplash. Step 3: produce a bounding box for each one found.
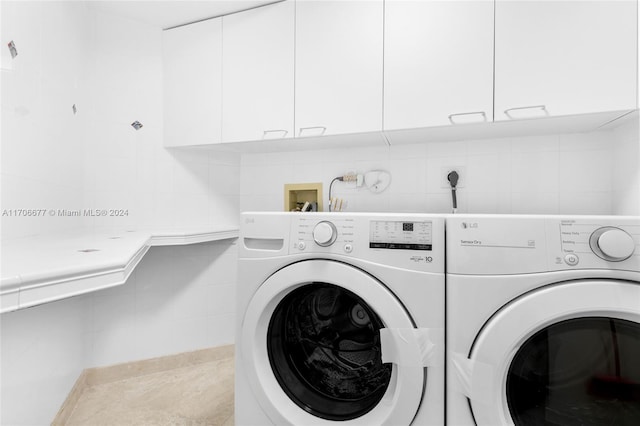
[613,116,640,215]
[240,123,639,216]
[1,1,87,238]
[1,2,240,240]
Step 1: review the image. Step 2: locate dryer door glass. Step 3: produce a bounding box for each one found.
[506,317,640,425]
[267,283,392,421]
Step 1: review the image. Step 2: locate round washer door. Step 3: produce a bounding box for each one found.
[241,260,426,425]
[466,280,640,426]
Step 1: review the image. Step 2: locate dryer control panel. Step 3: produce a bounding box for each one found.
[447,215,640,275]
[557,219,638,266]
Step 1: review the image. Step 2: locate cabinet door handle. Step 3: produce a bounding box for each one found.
[504,105,548,119]
[448,111,487,124]
[298,126,326,137]
[262,130,288,139]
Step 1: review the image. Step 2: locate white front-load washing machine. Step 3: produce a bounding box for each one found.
[236,212,445,425]
[446,215,640,425]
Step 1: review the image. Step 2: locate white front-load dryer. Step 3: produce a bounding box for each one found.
[446,215,640,425]
[236,212,445,425]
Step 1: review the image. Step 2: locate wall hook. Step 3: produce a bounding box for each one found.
[7,40,17,59]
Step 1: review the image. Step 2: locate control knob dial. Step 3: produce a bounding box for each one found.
[589,227,635,262]
[313,221,338,247]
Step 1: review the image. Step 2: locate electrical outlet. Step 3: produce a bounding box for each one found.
[440,166,466,189]
[344,170,358,188]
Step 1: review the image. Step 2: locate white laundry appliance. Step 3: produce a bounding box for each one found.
[236,212,445,425]
[446,215,640,425]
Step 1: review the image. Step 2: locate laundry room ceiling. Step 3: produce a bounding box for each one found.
[89,0,280,29]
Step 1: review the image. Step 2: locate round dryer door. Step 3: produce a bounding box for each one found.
[462,280,640,426]
[241,260,426,425]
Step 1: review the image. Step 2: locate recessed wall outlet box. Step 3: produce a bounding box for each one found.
[284,182,323,212]
[440,166,466,189]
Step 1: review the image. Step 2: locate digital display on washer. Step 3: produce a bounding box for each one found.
[369,221,432,250]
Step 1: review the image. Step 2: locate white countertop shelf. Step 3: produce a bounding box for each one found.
[0,227,239,314]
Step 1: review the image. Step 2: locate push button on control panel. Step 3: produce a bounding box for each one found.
[564,253,579,266]
[344,244,353,253]
[297,241,306,251]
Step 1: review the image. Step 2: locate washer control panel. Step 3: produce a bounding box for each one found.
[293,217,356,253]
[369,220,432,251]
[290,213,445,272]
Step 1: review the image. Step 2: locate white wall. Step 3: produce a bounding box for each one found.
[1,3,88,421]
[612,115,640,215]
[1,3,240,424]
[240,129,638,216]
[80,4,240,233]
[1,1,88,239]
[1,0,240,238]
[1,295,87,425]
[83,240,237,368]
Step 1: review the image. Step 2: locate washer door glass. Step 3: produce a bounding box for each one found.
[507,317,640,425]
[267,282,392,421]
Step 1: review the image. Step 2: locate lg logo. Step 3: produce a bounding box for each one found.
[461,222,479,229]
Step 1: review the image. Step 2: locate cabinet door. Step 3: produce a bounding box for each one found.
[222,1,294,143]
[163,18,222,147]
[495,0,637,121]
[384,0,494,130]
[295,0,383,137]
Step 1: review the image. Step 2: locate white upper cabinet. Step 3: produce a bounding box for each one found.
[294,0,384,137]
[163,18,222,147]
[222,1,295,143]
[161,0,638,149]
[495,0,638,121]
[384,0,494,130]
